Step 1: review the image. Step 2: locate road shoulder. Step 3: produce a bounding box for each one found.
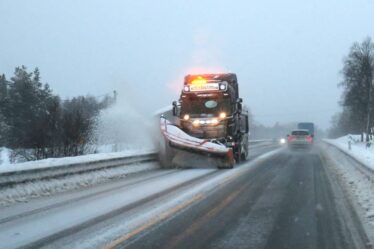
[320,144,374,249]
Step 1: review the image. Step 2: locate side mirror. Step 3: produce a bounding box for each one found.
[172,101,177,116]
[236,98,243,114]
[237,102,242,113]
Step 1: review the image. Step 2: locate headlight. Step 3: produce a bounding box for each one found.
[192,119,200,127]
[183,114,190,120]
[219,83,226,90]
[192,118,220,127]
[280,138,286,144]
[184,86,190,92]
[211,119,219,125]
[219,112,226,119]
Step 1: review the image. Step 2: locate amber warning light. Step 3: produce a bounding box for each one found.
[190,76,207,85]
[184,76,223,92]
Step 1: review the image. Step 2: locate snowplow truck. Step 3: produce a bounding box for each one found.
[159,73,249,169]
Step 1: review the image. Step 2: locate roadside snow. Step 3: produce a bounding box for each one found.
[323,142,374,241]
[0,162,159,206]
[325,135,374,171]
[0,148,10,167]
[0,149,155,174]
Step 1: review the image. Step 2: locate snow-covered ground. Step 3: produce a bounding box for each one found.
[0,162,159,207]
[0,147,157,206]
[0,147,10,166]
[325,134,374,171]
[324,136,374,241]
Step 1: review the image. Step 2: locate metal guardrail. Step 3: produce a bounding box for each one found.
[0,139,273,187]
[323,140,374,181]
[0,152,158,187]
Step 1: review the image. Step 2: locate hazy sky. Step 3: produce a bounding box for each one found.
[1,0,374,129]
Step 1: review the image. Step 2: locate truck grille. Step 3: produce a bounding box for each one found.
[183,124,226,139]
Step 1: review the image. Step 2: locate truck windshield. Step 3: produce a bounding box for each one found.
[181,98,231,116]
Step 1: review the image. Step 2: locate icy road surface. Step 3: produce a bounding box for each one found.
[0,144,371,249]
[115,145,370,249]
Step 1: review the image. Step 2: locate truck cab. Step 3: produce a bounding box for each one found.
[172,73,249,162]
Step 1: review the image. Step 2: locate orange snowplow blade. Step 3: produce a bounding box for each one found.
[159,117,234,168]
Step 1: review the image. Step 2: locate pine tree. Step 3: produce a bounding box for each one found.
[3,66,58,158]
[1,65,115,159]
[0,74,9,146]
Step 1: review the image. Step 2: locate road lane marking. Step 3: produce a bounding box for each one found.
[101,148,282,249]
[102,173,243,249]
[101,193,204,249]
[165,182,247,249]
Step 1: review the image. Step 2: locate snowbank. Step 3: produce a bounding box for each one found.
[0,149,155,174]
[0,148,10,166]
[325,135,374,171]
[323,143,374,239]
[0,162,158,206]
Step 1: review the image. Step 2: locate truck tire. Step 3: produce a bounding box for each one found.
[241,143,248,161]
[234,145,241,163]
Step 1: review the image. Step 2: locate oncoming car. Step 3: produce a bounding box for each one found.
[287,129,313,149]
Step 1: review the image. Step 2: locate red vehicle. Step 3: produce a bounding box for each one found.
[287,129,313,149]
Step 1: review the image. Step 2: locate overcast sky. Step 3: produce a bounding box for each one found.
[1,0,374,129]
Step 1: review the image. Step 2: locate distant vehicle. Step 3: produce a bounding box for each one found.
[287,129,313,149]
[297,122,315,137]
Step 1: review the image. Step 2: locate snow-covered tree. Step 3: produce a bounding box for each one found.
[0,66,115,160]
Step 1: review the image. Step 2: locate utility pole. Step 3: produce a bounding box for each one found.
[113,90,117,104]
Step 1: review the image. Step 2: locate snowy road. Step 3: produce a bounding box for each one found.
[107,146,370,249]
[0,144,371,249]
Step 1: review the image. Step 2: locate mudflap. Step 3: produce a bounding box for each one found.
[159,117,235,169]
